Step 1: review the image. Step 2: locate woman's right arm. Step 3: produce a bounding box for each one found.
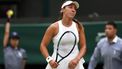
[3,22,10,47]
[40,23,58,68]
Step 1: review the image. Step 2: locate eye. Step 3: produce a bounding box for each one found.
[68,5,72,8]
[68,5,76,10]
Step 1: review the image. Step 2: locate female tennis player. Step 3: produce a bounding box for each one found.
[40,1,86,69]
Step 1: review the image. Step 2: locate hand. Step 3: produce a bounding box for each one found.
[68,58,80,69]
[49,60,59,68]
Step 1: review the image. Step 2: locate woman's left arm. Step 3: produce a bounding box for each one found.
[76,24,86,60]
[68,24,86,69]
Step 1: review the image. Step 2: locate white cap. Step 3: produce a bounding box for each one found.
[61,1,79,9]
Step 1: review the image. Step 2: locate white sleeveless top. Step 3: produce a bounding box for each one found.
[46,20,85,69]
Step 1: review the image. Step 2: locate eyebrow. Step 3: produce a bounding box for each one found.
[67,4,77,9]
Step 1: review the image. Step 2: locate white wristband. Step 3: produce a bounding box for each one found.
[46,56,53,63]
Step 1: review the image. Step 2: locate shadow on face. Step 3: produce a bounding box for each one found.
[10,38,19,48]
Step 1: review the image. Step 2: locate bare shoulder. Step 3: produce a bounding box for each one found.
[49,21,58,29]
[47,21,59,36]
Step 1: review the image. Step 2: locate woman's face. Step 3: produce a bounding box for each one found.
[62,4,77,19]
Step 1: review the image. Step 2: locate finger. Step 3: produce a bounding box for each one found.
[52,62,59,68]
[72,60,78,65]
[72,62,77,66]
[55,62,59,66]
[68,62,73,69]
[52,68,57,69]
[69,66,74,69]
[56,63,59,66]
[69,62,77,69]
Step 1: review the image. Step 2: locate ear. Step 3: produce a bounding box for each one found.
[60,10,63,13]
[60,8,65,13]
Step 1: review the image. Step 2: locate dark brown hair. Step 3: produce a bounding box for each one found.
[106,21,117,29]
[73,19,84,31]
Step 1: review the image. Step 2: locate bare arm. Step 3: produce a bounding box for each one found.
[40,23,57,58]
[40,23,59,68]
[22,60,26,69]
[73,20,86,60]
[3,22,10,47]
[76,24,86,60]
[68,22,86,69]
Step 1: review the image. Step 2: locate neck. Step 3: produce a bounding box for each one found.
[11,45,18,49]
[108,35,116,42]
[62,16,73,27]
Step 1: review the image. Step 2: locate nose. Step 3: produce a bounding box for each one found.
[105,29,110,33]
[72,8,76,13]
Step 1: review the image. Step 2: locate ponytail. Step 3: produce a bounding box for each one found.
[73,19,84,32]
